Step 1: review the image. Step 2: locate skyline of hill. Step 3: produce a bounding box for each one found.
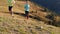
[31,0,60,14]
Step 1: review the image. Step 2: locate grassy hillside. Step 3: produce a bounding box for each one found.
[0,0,60,34]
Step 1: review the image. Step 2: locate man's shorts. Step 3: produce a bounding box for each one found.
[8,6,13,11]
[25,11,29,16]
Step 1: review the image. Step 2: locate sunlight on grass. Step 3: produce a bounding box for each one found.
[19,28,26,34]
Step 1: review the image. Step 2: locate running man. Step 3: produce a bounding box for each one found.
[8,0,15,16]
[24,1,30,19]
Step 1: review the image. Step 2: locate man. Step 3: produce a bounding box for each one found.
[8,0,15,16]
[24,1,30,19]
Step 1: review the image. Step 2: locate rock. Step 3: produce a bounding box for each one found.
[35,26,43,31]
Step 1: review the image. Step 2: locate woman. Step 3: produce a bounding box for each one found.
[24,1,30,19]
[8,0,15,16]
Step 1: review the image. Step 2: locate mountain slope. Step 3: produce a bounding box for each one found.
[0,0,60,34]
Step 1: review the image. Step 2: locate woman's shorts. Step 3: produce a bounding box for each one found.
[25,11,29,16]
[8,6,13,11]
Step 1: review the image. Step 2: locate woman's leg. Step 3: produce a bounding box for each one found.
[9,6,13,16]
[27,11,29,19]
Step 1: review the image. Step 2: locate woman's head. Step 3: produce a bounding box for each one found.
[26,0,29,4]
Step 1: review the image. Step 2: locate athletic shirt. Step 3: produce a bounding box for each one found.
[25,4,30,11]
[8,0,15,6]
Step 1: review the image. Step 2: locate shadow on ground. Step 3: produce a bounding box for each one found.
[3,11,41,21]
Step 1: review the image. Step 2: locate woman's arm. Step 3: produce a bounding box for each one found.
[12,0,15,4]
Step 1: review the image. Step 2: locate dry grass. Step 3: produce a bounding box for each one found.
[0,0,60,34]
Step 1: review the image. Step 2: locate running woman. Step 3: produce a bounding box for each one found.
[24,1,30,19]
[8,0,15,16]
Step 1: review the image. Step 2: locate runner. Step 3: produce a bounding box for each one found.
[8,0,15,16]
[24,1,30,19]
